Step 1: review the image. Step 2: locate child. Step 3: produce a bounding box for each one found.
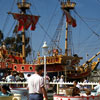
[72,87,80,96]
[0,84,13,96]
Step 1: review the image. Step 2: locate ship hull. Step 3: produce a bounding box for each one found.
[67,69,91,80]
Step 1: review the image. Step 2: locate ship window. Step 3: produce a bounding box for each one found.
[14,66,17,70]
[21,66,25,70]
[29,66,33,70]
[66,60,71,65]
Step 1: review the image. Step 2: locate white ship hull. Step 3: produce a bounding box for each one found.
[54,95,100,100]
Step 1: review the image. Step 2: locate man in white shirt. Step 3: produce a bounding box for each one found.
[59,75,64,88]
[6,71,15,82]
[73,80,82,90]
[27,65,48,100]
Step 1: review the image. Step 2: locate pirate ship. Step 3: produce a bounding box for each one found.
[0,0,99,81]
[35,0,100,81]
[0,0,39,73]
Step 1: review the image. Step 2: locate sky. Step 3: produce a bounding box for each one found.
[0,0,100,67]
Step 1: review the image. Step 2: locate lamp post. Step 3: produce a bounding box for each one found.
[42,41,48,86]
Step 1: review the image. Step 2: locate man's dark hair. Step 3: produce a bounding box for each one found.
[35,65,43,72]
[2,84,11,92]
[74,80,78,84]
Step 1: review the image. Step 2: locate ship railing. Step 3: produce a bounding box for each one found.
[7,50,23,57]
[2,49,23,58]
[49,82,99,94]
[36,55,62,65]
[0,81,99,92]
[0,81,27,88]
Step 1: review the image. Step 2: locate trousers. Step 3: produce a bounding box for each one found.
[29,93,43,100]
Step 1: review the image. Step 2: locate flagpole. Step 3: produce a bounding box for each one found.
[61,0,76,82]
[17,0,31,64]
[65,19,68,56]
[61,0,76,56]
[22,1,26,64]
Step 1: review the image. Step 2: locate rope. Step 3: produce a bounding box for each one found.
[7,21,16,37]
[96,0,100,5]
[2,0,16,39]
[31,0,61,56]
[30,0,40,15]
[38,22,61,52]
[74,10,100,39]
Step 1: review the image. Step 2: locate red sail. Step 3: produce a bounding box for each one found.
[64,10,76,27]
[11,13,39,31]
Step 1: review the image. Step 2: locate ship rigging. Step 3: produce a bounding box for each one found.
[0,0,99,81]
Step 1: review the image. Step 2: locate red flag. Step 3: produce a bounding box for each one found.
[64,10,76,27]
[31,16,39,30]
[10,13,39,31]
[72,19,76,27]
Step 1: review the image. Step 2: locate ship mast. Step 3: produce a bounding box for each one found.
[17,0,31,63]
[61,0,76,56]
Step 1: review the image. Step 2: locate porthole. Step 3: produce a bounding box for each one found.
[14,66,17,70]
[21,66,25,70]
[29,66,33,70]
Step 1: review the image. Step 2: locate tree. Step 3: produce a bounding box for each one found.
[3,33,31,57]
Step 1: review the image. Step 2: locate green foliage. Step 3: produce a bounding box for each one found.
[1,31,31,57]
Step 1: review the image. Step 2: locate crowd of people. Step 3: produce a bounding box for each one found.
[71,79,100,96]
[0,71,29,82]
[0,68,100,99]
[52,75,100,96]
[0,65,48,100]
